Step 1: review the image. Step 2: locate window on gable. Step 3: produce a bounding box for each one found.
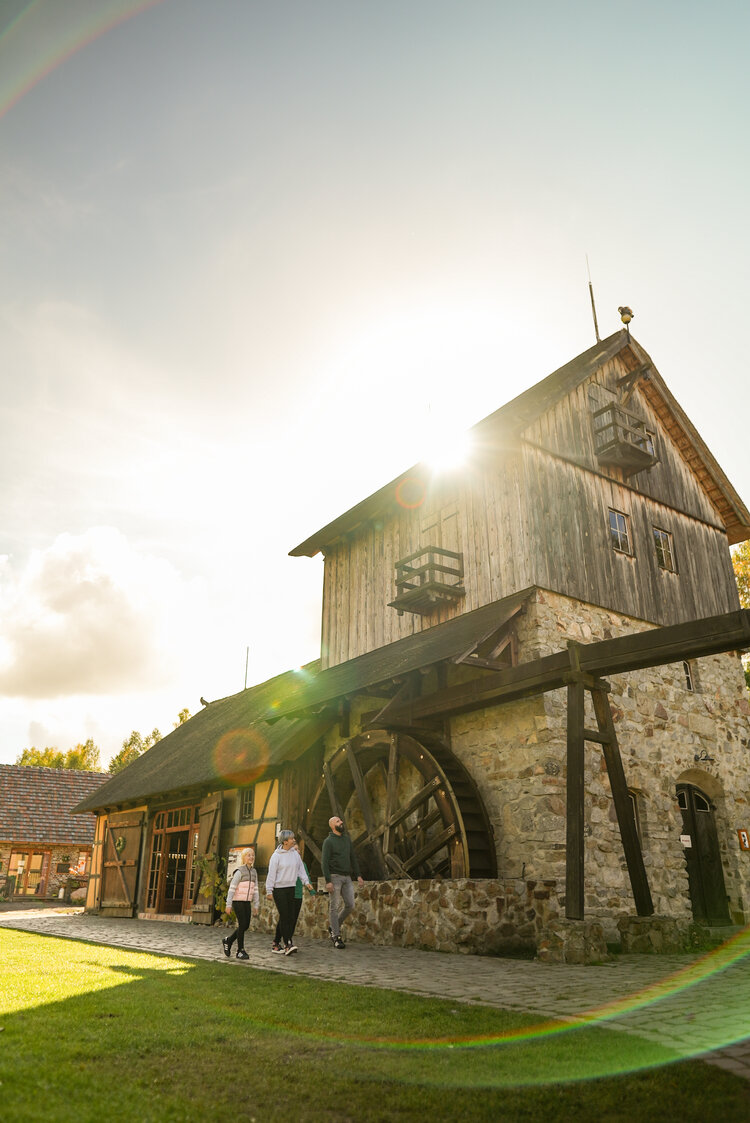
[239,787,255,822]
[653,527,677,572]
[609,509,631,554]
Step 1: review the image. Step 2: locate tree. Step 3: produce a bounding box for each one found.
[731,543,750,690]
[16,739,101,770]
[109,728,162,775]
[174,708,191,727]
[732,542,750,609]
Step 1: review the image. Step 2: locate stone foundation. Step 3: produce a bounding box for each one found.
[448,589,750,939]
[248,876,563,956]
[617,914,687,954]
[536,918,608,964]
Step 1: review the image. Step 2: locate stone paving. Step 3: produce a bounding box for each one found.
[2,907,750,1081]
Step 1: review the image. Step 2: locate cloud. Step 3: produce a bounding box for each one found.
[0,527,200,699]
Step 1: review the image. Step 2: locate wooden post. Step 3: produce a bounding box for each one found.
[590,688,654,916]
[566,679,586,920]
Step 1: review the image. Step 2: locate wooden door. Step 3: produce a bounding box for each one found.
[100,810,146,916]
[677,784,731,926]
[190,792,223,925]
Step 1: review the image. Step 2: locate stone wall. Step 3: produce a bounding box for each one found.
[251,877,563,955]
[449,589,750,939]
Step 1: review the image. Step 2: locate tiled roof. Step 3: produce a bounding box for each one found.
[0,765,109,845]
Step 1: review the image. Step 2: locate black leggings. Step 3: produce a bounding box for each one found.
[272,886,298,946]
[274,896,302,945]
[226,901,252,952]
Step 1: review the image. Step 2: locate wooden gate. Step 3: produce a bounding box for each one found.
[100,810,146,916]
[190,792,223,925]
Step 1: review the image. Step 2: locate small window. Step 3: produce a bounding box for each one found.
[694,792,711,813]
[677,790,688,811]
[239,787,255,822]
[628,790,642,843]
[683,660,695,691]
[653,527,677,572]
[609,509,632,554]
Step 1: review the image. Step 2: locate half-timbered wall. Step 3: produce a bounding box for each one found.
[321,359,739,667]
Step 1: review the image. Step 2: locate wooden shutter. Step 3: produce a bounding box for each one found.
[100,810,146,916]
[190,792,223,925]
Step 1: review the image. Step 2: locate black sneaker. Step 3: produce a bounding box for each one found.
[236,949,249,960]
[284,943,298,955]
[333,936,345,950]
[222,937,232,958]
[271,943,284,954]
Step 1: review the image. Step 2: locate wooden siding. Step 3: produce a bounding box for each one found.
[320,359,740,666]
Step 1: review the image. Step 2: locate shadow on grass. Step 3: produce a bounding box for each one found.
[0,929,749,1123]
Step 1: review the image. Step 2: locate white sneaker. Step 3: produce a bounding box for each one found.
[284,943,298,955]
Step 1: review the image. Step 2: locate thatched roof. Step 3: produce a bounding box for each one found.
[73,591,533,813]
[73,664,329,813]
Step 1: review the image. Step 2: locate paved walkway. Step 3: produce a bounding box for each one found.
[2,907,750,1081]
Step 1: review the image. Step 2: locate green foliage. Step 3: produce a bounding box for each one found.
[731,541,750,608]
[108,709,191,773]
[196,853,231,921]
[108,727,162,774]
[15,738,101,771]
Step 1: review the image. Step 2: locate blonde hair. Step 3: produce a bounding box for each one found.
[241,847,255,865]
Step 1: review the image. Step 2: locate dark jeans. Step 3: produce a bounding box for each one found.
[272,886,298,945]
[274,895,302,945]
[225,901,252,952]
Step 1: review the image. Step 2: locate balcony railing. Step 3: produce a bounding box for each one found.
[388,546,465,617]
[592,403,659,477]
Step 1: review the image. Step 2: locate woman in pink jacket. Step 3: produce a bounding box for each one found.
[222,848,260,961]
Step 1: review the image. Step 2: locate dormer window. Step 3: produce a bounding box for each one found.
[593,403,659,477]
[388,546,465,616]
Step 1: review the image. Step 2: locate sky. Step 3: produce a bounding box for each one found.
[0,0,748,768]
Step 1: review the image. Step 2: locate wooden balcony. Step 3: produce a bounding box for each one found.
[388,547,465,617]
[592,403,659,477]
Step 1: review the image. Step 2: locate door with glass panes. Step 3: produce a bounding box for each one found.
[146,805,200,914]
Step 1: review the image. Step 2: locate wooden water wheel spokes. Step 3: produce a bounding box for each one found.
[303,730,496,881]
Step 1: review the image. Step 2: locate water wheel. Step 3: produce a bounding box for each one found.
[301,730,496,881]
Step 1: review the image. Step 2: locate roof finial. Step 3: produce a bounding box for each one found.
[618,305,633,340]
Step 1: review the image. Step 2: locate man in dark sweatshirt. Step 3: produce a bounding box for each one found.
[321,815,364,949]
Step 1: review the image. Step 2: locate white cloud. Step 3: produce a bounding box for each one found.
[0,527,201,699]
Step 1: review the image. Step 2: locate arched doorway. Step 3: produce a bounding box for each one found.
[303,730,496,881]
[677,783,731,926]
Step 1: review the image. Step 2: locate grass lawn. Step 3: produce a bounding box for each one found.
[1,928,748,1122]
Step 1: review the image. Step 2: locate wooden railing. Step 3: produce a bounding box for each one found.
[388,546,465,616]
[592,403,658,476]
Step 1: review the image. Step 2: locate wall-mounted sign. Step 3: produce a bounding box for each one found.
[738,829,750,851]
[226,846,246,881]
[680,834,692,848]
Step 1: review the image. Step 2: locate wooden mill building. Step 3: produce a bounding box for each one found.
[76,329,750,953]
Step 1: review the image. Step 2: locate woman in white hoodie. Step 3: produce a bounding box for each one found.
[265,830,313,955]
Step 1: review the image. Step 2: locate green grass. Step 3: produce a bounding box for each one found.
[0,929,747,1122]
